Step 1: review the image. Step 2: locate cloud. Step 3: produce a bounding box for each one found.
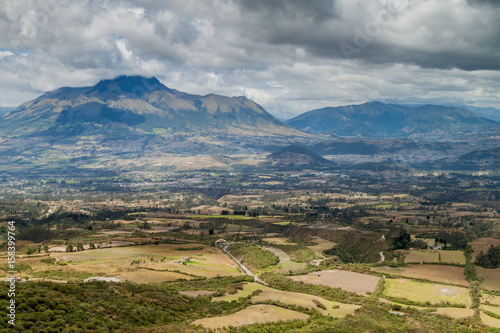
[0,0,499,116]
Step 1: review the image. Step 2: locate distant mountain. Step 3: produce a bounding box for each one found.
[0,76,310,154]
[266,145,332,169]
[0,107,13,117]
[286,102,499,139]
[461,105,500,123]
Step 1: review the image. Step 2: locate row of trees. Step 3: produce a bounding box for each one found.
[66,241,96,252]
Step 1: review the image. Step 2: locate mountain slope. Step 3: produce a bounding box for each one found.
[0,107,13,117]
[461,105,500,123]
[0,76,311,154]
[286,102,499,139]
[2,76,290,135]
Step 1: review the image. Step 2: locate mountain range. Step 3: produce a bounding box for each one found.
[285,102,499,139]
[460,105,500,123]
[0,76,310,155]
[0,76,498,172]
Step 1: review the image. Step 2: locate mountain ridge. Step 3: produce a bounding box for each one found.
[0,76,312,155]
[285,101,499,139]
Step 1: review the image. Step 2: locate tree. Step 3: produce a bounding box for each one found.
[42,244,49,253]
[89,242,95,249]
[66,243,73,252]
[77,242,84,251]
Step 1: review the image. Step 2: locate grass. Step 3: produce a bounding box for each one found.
[483,294,500,306]
[289,269,380,295]
[306,237,337,257]
[439,251,466,265]
[405,250,465,265]
[476,267,500,292]
[214,283,360,318]
[434,308,475,319]
[405,250,438,263]
[228,243,279,270]
[192,304,309,329]
[213,282,264,302]
[480,311,500,328]
[383,279,470,307]
[262,237,292,245]
[482,304,500,317]
[387,264,468,286]
[14,244,242,283]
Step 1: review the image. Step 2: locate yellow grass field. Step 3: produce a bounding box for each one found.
[380,298,473,319]
[383,279,471,307]
[12,243,242,283]
[214,282,360,318]
[480,312,500,328]
[476,267,500,292]
[482,304,500,317]
[192,304,309,329]
[435,308,474,319]
[306,237,336,257]
[262,237,292,245]
[483,294,500,306]
[372,264,468,286]
[290,269,380,295]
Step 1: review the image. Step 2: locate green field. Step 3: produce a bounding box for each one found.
[405,250,465,265]
[383,279,470,307]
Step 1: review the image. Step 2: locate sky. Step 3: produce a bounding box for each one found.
[0,0,499,119]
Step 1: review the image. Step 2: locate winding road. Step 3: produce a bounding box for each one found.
[220,243,268,285]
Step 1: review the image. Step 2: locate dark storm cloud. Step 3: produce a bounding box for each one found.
[0,0,499,115]
[467,0,500,6]
[236,0,339,22]
[229,0,500,71]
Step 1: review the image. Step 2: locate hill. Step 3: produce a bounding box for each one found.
[286,102,499,139]
[0,76,311,155]
[265,145,332,170]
